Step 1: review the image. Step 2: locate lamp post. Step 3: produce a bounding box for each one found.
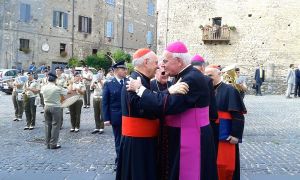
[155,10,158,53]
[166,0,170,47]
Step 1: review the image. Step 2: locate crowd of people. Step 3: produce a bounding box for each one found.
[10,40,249,180]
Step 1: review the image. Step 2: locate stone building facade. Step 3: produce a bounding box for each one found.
[0,0,157,70]
[157,0,300,94]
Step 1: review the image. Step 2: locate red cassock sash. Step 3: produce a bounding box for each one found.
[217,111,236,180]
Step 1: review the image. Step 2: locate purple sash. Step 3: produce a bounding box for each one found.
[165,107,209,180]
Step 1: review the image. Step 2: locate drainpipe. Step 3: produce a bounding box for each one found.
[121,0,125,50]
[71,0,75,58]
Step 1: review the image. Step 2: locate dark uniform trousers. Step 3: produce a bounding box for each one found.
[12,91,24,119]
[40,93,45,107]
[83,85,91,106]
[44,106,62,148]
[93,97,104,129]
[69,99,83,128]
[24,97,37,126]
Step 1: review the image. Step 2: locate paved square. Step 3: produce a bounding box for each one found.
[0,92,300,179]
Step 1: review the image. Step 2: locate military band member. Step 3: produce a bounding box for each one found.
[41,73,67,149]
[91,71,105,134]
[40,69,49,114]
[55,66,66,128]
[23,72,40,130]
[12,73,25,121]
[68,72,86,132]
[55,66,66,88]
[82,65,93,108]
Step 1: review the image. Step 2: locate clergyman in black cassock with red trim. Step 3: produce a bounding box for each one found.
[205,66,247,180]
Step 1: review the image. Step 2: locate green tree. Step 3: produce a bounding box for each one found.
[126,62,134,75]
[97,51,113,73]
[112,49,132,63]
[85,55,101,69]
[68,57,80,68]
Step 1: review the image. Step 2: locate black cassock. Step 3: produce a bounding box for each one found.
[139,65,218,180]
[116,71,160,180]
[213,82,247,180]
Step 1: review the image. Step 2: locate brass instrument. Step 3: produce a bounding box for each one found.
[221,64,243,92]
[61,79,80,108]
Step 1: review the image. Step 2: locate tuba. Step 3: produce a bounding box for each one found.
[221,64,243,92]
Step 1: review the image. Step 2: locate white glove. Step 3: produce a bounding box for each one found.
[168,78,189,95]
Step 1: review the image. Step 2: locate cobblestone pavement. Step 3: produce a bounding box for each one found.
[0,92,300,180]
[240,95,300,180]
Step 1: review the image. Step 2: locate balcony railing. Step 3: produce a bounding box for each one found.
[202,26,231,43]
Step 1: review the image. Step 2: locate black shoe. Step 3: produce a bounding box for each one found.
[49,145,61,149]
[13,118,18,121]
[24,126,29,130]
[40,111,44,114]
[91,129,100,134]
[70,128,75,132]
[83,106,87,108]
[99,129,104,134]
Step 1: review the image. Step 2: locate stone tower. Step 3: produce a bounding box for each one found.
[157,0,300,94]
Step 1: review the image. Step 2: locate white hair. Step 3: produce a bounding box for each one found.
[166,51,192,65]
[133,51,155,67]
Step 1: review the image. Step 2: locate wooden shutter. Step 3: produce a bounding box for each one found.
[88,18,92,34]
[63,13,68,29]
[25,4,31,22]
[53,11,57,27]
[20,3,26,22]
[78,16,82,32]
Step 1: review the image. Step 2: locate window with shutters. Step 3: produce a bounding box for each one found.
[20,39,30,49]
[147,1,155,16]
[146,31,153,45]
[20,3,31,22]
[128,23,134,34]
[106,21,113,38]
[53,11,68,29]
[78,16,92,34]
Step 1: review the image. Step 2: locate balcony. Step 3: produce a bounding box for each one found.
[201,25,231,44]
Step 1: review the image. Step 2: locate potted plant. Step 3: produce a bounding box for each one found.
[60,51,67,57]
[20,48,31,54]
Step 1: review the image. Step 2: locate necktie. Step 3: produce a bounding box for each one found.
[120,79,123,86]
